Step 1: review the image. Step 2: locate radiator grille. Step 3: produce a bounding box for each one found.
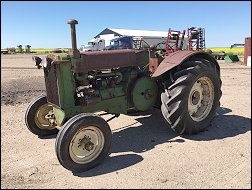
[44,62,60,107]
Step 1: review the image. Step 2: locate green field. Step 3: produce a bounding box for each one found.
[1,48,69,54]
[24,48,69,54]
[2,47,245,56]
[31,47,244,55]
[206,47,244,56]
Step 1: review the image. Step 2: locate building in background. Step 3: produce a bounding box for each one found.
[80,28,169,51]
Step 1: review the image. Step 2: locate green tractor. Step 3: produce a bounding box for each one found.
[25,19,222,172]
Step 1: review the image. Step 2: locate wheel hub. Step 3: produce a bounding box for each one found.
[188,77,214,122]
[69,126,105,164]
[192,91,200,105]
[188,81,203,115]
[78,135,95,151]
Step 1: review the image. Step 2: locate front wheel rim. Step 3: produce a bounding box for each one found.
[34,104,55,130]
[188,76,214,122]
[69,126,105,164]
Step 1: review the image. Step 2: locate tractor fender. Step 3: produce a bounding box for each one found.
[152,50,219,78]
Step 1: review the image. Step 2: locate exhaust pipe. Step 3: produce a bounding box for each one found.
[67,19,80,58]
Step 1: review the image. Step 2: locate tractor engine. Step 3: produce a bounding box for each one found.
[73,50,158,111]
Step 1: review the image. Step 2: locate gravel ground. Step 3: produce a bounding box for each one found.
[1,54,251,189]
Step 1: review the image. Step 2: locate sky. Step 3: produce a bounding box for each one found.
[1,1,251,48]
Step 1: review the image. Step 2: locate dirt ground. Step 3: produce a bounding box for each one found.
[1,54,251,189]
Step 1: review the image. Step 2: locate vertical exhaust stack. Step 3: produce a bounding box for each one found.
[67,19,80,58]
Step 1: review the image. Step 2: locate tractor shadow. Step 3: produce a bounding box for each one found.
[181,106,251,141]
[74,106,251,177]
[38,134,57,139]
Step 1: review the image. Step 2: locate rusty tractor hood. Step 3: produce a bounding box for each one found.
[74,49,142,73]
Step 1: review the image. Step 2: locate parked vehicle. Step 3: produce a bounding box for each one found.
[80,38,105,51]
[104,36,167,50]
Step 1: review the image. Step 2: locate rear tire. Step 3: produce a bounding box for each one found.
[161,58,222,135]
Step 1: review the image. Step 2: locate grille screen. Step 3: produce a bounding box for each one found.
[44,63,60,107]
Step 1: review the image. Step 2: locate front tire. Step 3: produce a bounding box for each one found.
[55,113,112,172]
[161,58,222,135]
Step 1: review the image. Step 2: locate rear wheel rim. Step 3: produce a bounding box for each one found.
[188,76,214,122]
[69,126,105,164]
